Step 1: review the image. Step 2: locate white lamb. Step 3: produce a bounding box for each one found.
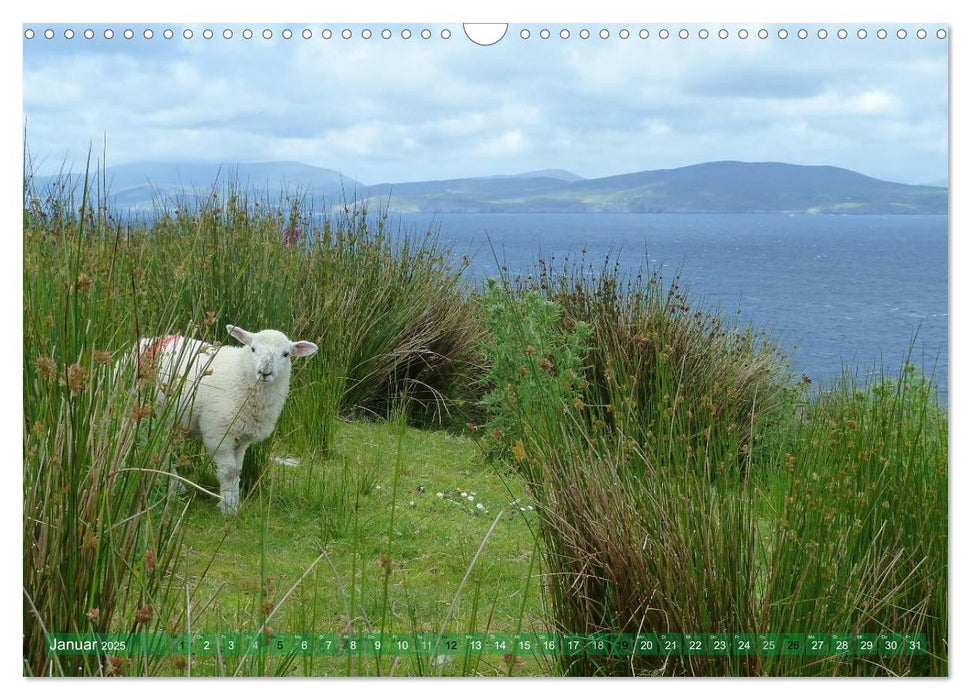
[136,324,318,514]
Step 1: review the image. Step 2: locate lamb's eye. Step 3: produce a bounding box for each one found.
[283,351,290,358]
[251,347,255,353]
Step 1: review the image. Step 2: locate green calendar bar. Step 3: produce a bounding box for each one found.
[131,633,170,656]
[439,634,463,655]
[413,633,462,655]
[41,631,931,657]
[170,633,192,655]
[46,633,141,656]
[217,632,240,655]
[361,633,389,655]
[240,632,262,655]
[342,633,366,655]
[414,633,436,655]
[412,633,456,655]
[192,633,217,656]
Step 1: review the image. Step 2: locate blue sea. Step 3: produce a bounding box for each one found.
[395,213,948,398]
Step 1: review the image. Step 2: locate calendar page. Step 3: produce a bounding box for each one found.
[21,12,948,679]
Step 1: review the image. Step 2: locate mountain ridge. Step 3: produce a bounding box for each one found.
[31,160,947,215]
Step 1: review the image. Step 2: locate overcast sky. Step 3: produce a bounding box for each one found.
[22,23,948,185]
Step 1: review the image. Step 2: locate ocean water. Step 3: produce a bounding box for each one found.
[395,212,948,397]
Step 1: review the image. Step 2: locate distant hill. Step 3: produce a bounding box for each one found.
[32,161,363,212]
[30,160,946,215]
[487,169,586,182]
[359,161,947,215]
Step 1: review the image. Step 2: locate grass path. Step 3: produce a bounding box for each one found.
[167,421,547,676]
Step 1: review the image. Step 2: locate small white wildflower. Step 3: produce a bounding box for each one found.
[527,505,534,511]
[436,492,444,498]
[375,485,382,490]
[476,503,485,510]
[467,495,474,502]
[409,500,416,508]
[461,492,467,497]
[520,506,527,511]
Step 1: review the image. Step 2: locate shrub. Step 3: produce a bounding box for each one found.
[476,278,591,462]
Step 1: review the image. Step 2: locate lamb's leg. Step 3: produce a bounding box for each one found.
[233,441,250,503]
[206,436,241,515]
[169,465,188,496]
[234,441,248,477]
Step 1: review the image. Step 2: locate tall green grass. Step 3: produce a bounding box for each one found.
[23,172,191,676]
[529,258,795,476]
[758,365,947,675]
[24,169,481,469]
[477,267,946,676]
[23,166,947,677]
[22,168,481,675]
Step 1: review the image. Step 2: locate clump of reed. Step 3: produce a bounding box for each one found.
[24,172,190,675]
[758,365,947,676]
[22,167,482,674]
[477,262,946,676]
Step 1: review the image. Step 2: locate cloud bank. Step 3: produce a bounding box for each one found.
[23,23,948,185]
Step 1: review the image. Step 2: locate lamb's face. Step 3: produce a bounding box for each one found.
[227,325,319,384]
[247,331,296,383]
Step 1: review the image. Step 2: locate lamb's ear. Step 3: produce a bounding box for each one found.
[226,324,255,346]
[290,341,318,358]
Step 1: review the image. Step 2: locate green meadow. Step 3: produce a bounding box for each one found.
[22,170,947,677]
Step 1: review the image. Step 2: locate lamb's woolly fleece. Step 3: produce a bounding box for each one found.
[137,326,317,514]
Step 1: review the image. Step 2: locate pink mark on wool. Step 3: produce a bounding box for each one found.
[140,334,182,368]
